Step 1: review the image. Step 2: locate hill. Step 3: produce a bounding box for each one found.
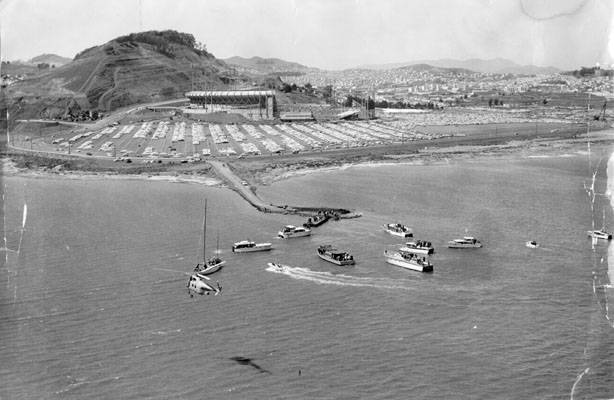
[5,30,240,119]
[360,58,559,75]
[224,56,317,76]
[29,54,72,67]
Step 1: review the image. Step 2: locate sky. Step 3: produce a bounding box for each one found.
[1,0,613,70]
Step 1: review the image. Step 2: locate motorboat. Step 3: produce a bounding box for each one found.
[304,213,329,228]
[525,240,540,248]
[384,249,433,273]
[399,240,434,255]
[278,225,311,239]
[267,262,287,272]
[383,223,413,238]
[187,272,221,295]
[447,236,482,248]
[587,230,612,240]
[317,245,355,266]
[232,240,272,253]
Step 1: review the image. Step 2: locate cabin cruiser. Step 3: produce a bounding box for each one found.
[278,225,312,239]
[383,223,413,238]
[447,236,482,248]
[232,240,272,253]
[399,240,434,255]
[384,249,433,273]
[525,240,539,249]
[317,245,355,266]
[587,230,612,240]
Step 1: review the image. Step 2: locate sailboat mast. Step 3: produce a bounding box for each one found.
[203,199,207,263]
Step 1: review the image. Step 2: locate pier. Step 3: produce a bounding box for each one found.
[208,159,359,218]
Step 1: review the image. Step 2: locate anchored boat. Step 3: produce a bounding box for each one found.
[384,249,433,273]
[383,223,413,238]
[278,225,311,239]
[232,240,273,253]
[317,245,355,266]
[399,240,434,255]
[193,199,225,275]
[447,236,482,249]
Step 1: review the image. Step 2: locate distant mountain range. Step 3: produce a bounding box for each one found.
[224,56,318,76]
[358,58,560,75]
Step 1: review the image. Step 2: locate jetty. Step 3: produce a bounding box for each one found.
[208,160,360,219]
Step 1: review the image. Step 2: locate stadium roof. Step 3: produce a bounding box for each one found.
[186,90,275,97]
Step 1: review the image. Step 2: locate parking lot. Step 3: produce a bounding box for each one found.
[37,120,446,161]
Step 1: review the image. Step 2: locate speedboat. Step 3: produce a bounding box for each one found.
[267,262,287,271]
[525,240,539,248]
[587,230,612,240]
[232,240,272,253]
[399,240,434,255]
[383,223,413,238]
[278,225,311,239]
[447,236,482,248]
[317,245,355,265]
[384,249,433,273]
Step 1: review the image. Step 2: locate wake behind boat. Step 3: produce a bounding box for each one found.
[447,236,482,249]
[384,249,433,273]
[278,225,311,239]
[232,240,273,253]
[383,223,413,238]
[400,240,434,255]
[317,245,355,266]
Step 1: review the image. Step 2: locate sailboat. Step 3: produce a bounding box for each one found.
[193,199,226,275]
[584,115,612,243]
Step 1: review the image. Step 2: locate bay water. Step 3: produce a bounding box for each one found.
[1,148,613,399]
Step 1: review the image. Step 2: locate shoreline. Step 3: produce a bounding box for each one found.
[5,130,614,187]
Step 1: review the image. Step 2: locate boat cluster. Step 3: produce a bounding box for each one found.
[384,223,483,273]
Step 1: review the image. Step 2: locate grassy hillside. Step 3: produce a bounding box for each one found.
[5,30,242,120]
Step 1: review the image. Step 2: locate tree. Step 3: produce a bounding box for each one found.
[488,98,493,107]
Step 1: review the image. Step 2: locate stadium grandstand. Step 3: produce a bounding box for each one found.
[185,90,277,120]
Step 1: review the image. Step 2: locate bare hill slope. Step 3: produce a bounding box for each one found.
[6,30,240,119]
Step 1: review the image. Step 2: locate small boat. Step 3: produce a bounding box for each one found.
[399,240,434,255]
[278,225,312,239]
[304,213,329,228]
[383,223,413,238]
[187,272,221,295]
[193,199,226,275]
[317,245,355,266]
[232,240,272,253]
[525,240,539,248]
[267,262,287,271]
[384,249,433,273]
[447,236,482,249]
[587,229,612,240]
